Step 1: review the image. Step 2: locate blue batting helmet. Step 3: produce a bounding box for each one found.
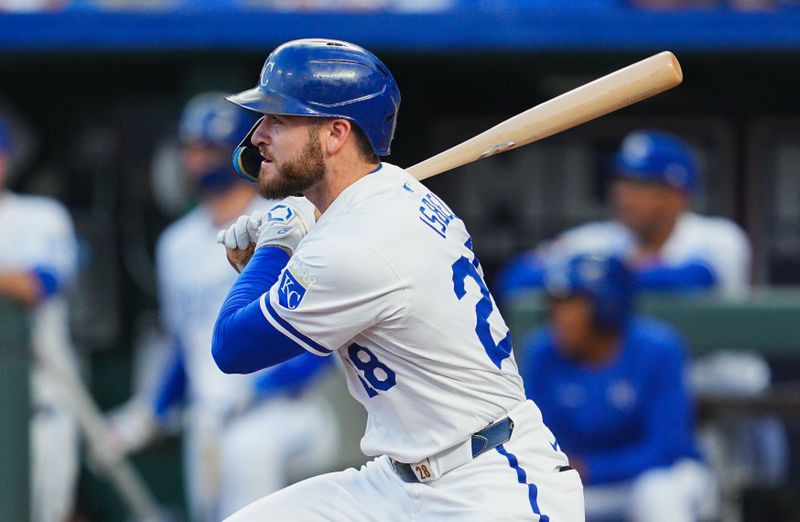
[227,38,401,180]
[613,130,697,193]
[179,92,257,149]
[179,92,257,193]
[545,254,635,331]
[0,117,9,152]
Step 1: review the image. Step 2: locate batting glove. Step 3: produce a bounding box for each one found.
[104,399,160,456]
[256,196,317,255]
[217,210,266,251]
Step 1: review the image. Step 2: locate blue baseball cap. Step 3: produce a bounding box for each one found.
[0,118,9,152]
[613,130,697,193]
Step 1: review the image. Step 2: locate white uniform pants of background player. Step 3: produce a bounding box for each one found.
[185,395,339,522]
[226,400,584,522]
[30,303,80,522]
[582,459,716,522]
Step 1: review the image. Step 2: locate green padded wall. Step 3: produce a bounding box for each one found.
[504,288,800,357]
[0,297,30,522]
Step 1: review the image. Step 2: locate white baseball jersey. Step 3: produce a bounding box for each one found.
[260,163,527,463]
[537,212,751,296]
[0,191,78,403]
[157,198,276,412]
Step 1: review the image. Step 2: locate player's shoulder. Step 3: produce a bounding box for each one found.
[157,206,207,254]
[319,162,431,232]
[6,191,73,226]
[553,220,628,247]
[565,219,626,239]
[522,326,559,360]
[681,212,749,245]
[543,219,629,259]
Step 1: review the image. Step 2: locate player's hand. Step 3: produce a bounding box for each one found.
[217,211,266,272]
[255,196,317,255]
[104,399,160,456]
[217,211,266,251]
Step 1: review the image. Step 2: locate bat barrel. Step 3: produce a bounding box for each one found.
[407,51,683,181]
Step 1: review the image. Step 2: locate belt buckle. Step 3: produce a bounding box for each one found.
[409,457,434,483]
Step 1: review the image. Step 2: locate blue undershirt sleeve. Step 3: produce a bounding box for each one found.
[212,247,306,375]
[635,260,716,292]
[254,352,332,398]
[31,265,61,299]
[153,346,188,422]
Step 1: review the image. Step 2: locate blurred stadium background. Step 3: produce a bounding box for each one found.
[2,1,800,521]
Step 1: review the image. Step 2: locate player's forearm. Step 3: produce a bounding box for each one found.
[212,247,305,374]
[153,347,188,421]
[0,270,45,306]
[635,261,716,292]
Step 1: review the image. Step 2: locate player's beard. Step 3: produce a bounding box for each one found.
[257,125,325,199]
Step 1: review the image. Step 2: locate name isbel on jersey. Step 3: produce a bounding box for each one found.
[278,258,316,310]
[418,192,456,239]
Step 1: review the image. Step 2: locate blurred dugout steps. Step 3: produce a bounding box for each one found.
[0,297,30,522]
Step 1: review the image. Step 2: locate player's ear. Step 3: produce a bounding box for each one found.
[323,119,352,157]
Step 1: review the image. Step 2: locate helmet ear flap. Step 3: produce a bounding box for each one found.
[231,117,264,183]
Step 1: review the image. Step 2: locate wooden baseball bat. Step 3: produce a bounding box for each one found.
[406,51,683,181]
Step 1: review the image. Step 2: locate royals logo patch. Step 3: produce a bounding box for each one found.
[277,259,316,310]
[278,269,307,310]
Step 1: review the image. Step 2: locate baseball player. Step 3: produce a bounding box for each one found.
[107,93,338,521]
[497,129,751,301]
[212,39,584,521]
[522,254,714,521]
[0,116,81,522]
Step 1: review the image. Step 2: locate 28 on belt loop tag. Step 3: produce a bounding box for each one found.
[412,458,434,482]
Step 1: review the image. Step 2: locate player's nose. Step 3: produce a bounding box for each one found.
[250,117,271,147]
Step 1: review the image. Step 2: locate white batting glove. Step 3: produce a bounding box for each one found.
[256,196,317,255]
[104,399,160,455]
[216,210,266,251]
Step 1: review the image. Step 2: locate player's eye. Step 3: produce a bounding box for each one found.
[271,115,283,125]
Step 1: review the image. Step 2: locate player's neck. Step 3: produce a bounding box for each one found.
[304,156,380,214]
[205,185,257,227]
[637,215,679,254]
[579,331,621,366]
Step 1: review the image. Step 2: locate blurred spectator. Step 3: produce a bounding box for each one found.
[240,0,453,11]
[106,93,338,521]
[498,129,751,302]
[0,115,81,521]
[0,0,66,11]
[521,254,716,521]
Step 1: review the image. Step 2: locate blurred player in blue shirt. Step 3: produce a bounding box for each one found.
[498,130,751,301]
[521,254,715,521]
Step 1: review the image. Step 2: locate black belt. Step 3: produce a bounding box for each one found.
[392,416,515,483]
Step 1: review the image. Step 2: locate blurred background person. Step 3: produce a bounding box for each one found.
[497,129,751,302]
[521,253,715,522]
[0,114,81,522]
[106,92,338,521]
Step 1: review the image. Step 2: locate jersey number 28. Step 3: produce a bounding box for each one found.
[347,343,397,398]
[451,242,513,369]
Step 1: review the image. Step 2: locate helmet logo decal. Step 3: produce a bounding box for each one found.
[260,61,275,87]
